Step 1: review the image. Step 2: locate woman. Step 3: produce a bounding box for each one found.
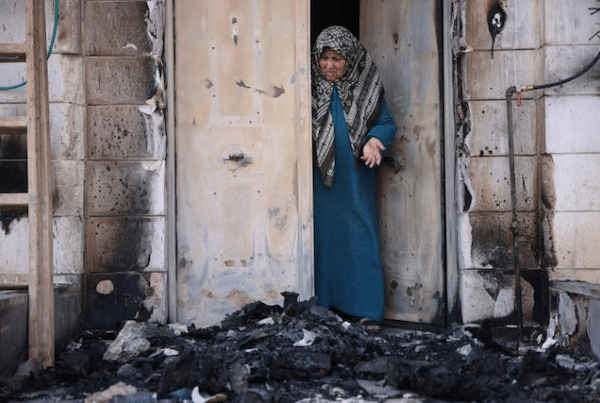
[312,26,397,322]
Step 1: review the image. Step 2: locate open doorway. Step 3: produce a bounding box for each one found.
[310,0,447,326]
[310,0,360,45]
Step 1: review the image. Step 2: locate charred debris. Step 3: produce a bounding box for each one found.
[2,293,600,403]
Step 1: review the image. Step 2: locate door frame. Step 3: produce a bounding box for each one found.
[163,0,458,325]
[441,0,459,323]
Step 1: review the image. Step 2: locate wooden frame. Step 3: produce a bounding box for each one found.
[0,0,54,368]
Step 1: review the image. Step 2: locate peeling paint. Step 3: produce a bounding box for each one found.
[235,79,285,98]
[235,79,251,89]
[146,1,165,56]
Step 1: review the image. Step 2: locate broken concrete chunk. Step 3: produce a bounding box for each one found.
[457,344,473,356]
[13,359,41,378]
[167,323,188,336]
[257,317,275,326]
[306,304,343,323]
[354,356,393,376]
[116,363,137,378]
[293,329,317,347]
[83,382,137,403]
[271,350,332,380]
[103,320,151,362]
[112,391,157,403]
[228,362,251,394]
[356,379,403,399]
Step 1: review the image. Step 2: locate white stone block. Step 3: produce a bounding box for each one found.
[48,55,84,103]
[553,212,600,269]
[460,269,514,323]
[86,217,165,273]
[465,50,540,101]
[53,160,84,216]
[545,0,600,45]
[50,103,85,160]
[53,0,82,55]
[548,268,600,284]
[88,105,166,160]
[552,154,600,211]
[545,96,600,153]
[465,0,541,52]
[467,156,537,212]
[0,215,81,276]
[543,46,600,96]
[54,216,84,275]
[0,216,29,274]
[469,99,537,157]
[86,161,165,216]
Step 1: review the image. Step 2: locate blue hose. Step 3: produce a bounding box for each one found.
[0,0,59,91]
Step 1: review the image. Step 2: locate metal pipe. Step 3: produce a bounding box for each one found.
[505,86,523,344]
[165,0,177,323]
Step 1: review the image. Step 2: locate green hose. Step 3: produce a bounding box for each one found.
[0,0,59,91]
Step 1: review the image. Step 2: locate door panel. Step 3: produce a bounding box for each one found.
[174,0,312,327]
[361,0,445,324]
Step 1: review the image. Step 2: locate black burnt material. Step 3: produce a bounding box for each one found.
[487,0,507,59]
[2,296,600,402]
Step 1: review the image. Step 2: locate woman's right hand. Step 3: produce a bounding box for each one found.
[361,137,385,168]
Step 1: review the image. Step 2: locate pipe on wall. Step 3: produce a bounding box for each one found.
[504,48,600,341]
[165,0,177,322]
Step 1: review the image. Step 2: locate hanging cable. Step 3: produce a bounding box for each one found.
[508,48,600,96]
[0,0,59,91]
[532,49,600,90]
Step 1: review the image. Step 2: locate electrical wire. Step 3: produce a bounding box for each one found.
[0,0,59,91]
[532,49,600,90]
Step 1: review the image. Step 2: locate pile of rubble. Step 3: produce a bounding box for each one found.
[2,293,600,402]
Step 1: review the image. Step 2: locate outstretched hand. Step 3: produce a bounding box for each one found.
[361,137,385,168]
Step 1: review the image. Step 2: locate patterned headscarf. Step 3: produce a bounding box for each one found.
[312,26,384,187]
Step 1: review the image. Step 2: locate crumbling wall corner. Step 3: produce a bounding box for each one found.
[540,155,558,268]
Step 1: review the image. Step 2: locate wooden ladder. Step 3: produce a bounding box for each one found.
[0,0,55,369]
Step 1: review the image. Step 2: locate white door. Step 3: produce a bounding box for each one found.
[174,0,312,327]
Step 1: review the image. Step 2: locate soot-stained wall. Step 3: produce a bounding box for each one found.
[83,0,166,329]
[457,0,548,327]
[457,0,600,336]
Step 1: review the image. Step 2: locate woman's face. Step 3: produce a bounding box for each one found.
[319,48,346,82]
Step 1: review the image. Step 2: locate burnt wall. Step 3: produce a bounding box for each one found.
[457,0,600,334]
[457,0,548,327]
[82,0,166,330]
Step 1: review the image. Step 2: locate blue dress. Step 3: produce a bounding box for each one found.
[313,86,396,321]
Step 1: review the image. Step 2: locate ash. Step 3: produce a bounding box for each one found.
[2,294,599,403]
